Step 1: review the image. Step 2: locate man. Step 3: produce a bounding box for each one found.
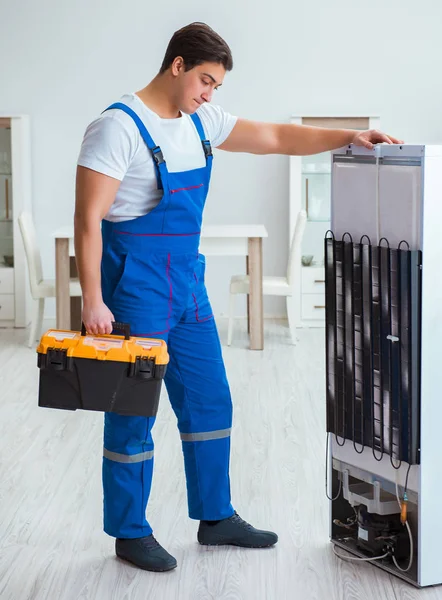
[74,22,401,573]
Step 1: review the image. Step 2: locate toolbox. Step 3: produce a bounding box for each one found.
[37,322,169,417]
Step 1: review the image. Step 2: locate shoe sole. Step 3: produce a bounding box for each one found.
[116,553,178,572]
[198,540,277,548]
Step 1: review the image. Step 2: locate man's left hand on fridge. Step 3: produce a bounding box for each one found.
[352,129,404,150]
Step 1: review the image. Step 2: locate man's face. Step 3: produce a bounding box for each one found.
[172,60,226,114]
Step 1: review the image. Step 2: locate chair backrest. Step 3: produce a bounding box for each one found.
[287,210,307,285]
[18,211,44,297]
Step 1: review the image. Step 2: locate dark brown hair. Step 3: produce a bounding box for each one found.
[159,22,233,74]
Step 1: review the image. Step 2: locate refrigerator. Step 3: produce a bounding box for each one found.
[326,143,442,587]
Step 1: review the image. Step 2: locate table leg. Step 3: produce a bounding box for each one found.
[55,238,71,330]
[248,237,264,350]
[70,256,82,331]
[246,255,250,334]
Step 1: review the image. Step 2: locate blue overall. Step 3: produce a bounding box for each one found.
[100,103,234,538]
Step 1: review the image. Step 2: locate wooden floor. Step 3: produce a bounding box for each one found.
[0,320,441,600]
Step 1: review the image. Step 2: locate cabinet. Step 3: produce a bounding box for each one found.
[0,115,32,327]
[289,115,380,327]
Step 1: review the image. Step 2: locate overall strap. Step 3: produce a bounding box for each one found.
[103,102,167,189]
[190,112,213,164]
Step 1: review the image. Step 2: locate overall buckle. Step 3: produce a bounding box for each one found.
[151,146,165,166]
[202,140,213,159]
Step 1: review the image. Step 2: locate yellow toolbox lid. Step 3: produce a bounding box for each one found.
[37,328,169,365]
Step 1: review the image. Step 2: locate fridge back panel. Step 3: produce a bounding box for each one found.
[331,147,423,251]
[378,164,422,249]
[331,161,378,243]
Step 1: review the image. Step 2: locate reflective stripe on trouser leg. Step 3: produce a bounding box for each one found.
[165,314,234,521]
[180,428,231,442]
[102,413,156,539]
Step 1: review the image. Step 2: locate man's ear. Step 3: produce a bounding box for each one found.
[171,56,185,76]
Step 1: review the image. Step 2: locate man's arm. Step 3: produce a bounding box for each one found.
[74,166,121,334]
[218,119,403,155]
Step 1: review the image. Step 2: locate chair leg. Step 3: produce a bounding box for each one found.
[36,298,45,340]
[28,299,38,347]
[227,292,236,346]
[28,298,45,347]
[286,296,298,345]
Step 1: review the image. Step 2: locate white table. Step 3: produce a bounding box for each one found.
[52,224,268,350]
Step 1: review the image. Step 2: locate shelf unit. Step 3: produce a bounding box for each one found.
[0,115,32,327]
[289,114,380,328]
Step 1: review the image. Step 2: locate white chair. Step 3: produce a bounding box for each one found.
[227,210,307,346]
[18,211,82,347]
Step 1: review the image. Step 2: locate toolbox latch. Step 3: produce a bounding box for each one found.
[39,348,72,371]
[130,356,155,380]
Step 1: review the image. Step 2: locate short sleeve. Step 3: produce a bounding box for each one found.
[196,103,238,148]
[77,113,138,181]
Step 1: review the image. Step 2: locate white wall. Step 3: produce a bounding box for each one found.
[0,0,441,319]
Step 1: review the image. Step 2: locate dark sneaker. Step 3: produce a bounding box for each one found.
[115,535,177,572]
[197,512,278,548]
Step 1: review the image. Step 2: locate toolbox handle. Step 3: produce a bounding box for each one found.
[81,321,131,340]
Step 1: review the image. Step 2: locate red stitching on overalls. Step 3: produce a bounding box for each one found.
[115,231,200,237]
[192,293,213,323]
[170,183,204,194]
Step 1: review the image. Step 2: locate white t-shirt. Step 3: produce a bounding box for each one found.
[77,93,237,222]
